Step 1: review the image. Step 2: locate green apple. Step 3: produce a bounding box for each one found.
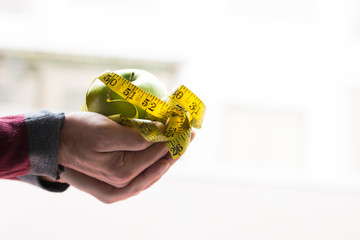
[86,69,168,119]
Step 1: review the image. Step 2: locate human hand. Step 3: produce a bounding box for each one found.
[57,112,194,203]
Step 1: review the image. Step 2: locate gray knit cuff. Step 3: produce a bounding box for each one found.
[25,110,64,179]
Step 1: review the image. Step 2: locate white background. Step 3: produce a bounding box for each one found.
[1,0,360,239]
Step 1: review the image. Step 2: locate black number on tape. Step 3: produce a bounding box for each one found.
[128,91,136,100]
[142,98,149,107]
[104,74,118,86]
[123,87,131,96]
[148,102,156,111]
[170,143,183,156]
[175,91,184,99]
[189,102,197,111]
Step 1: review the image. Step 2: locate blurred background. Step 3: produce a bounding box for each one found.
[1,0,360,239]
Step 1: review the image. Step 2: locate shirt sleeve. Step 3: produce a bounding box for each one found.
[0,110,69,192]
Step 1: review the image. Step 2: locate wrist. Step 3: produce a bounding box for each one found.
[25,110,65,179]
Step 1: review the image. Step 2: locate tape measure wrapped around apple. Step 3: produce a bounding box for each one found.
[82,69,206,158]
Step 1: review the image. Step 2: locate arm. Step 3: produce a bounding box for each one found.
[0,110,69,192]
[1,110,194,202]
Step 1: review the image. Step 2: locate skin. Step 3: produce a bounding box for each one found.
[53,111,195,204]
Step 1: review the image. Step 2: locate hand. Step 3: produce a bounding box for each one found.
[57,112,194,203]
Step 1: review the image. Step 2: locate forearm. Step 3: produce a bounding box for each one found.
[0,110,69,192]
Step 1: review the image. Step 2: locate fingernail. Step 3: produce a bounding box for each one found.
[154,121,166,134]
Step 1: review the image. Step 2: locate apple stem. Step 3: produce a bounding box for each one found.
[130,72,135,82]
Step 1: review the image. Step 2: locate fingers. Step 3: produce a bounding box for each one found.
[97,121,166,152]
[141,152,174,190]
[119,135,194,192]
[90,129,196,188]
[94,120,153,152]
[62,142,169,189]
[59,129,195,204]
[65,112,153,153]
[68,111,194,153]
[100,121,194,153]
[60,157,170,204]
[97,142,169,188]
[124,156,171,194]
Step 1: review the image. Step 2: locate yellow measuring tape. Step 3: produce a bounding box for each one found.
[83,71,206,159]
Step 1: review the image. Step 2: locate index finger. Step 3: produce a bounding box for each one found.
[94,121,154,152]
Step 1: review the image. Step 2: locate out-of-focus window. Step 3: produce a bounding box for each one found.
[0,50,178,115]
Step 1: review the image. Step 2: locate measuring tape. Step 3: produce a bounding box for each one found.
[83,71,206,159]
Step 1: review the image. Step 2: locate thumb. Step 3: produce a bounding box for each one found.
[95,120,154,152]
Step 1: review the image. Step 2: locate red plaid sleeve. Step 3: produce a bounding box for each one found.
[0,114,30,179]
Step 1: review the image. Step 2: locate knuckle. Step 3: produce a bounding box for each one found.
[99,196,118,204]
[106,170,128,185]
[99,197,114,204]
[103,154,134,185]
[97,187,123,204]
[99,192,128,204]
[114,170,133,184]
[138,140,151,150]
[130,133,151,149]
